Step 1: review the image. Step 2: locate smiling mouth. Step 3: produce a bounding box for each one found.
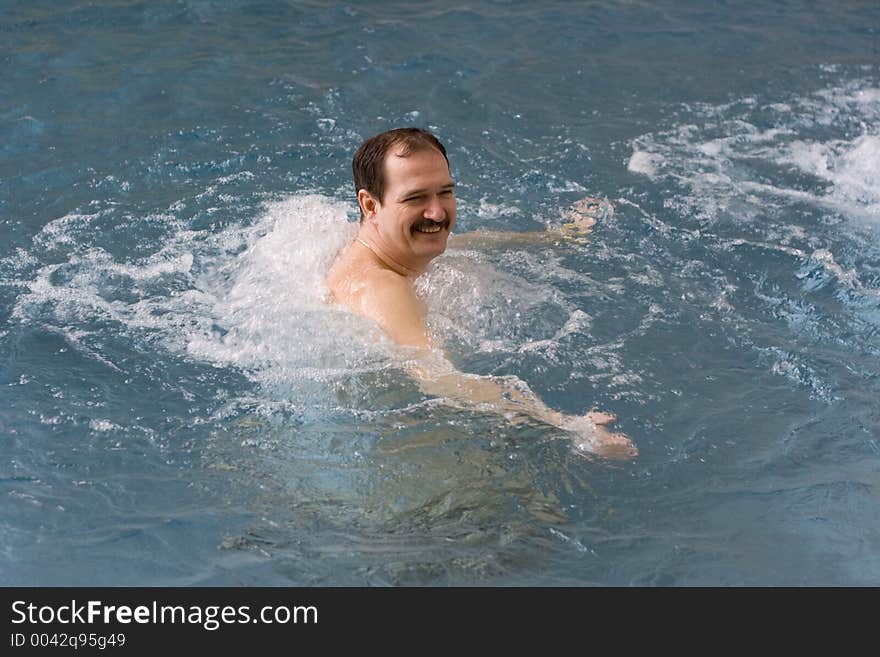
[411,219,450,235]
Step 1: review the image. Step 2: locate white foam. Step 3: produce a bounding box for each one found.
[89,419,120,432]
[627,77,880,225]
[33,211,108,251]
[804,248,878,296]
[417,251,579,355]
[10,192,645,408]
[184,195,389,382]
[477,197,520,219]
[12,195,379,387]
[627,150,663,177]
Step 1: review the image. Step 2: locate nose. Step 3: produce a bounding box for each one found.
[424,196,445,221]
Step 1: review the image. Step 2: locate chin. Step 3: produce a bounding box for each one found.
[410,228,449,250]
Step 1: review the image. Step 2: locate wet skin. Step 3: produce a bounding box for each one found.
[326,149,637,459]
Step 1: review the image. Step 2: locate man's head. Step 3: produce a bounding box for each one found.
[352,128,456,273]
[352,128,450,221]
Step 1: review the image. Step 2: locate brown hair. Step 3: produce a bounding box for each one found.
[352,128,449,220]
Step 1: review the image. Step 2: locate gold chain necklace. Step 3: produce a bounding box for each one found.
[354,236,418,277]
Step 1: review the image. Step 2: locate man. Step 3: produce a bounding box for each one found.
[326,128,636,459]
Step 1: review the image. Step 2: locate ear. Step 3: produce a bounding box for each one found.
[357,189,381,222]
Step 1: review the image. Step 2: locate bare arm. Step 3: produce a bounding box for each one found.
[448,197,613,251]
[349,200,636,459]
[357,282,636,458]
[403,349,637,460]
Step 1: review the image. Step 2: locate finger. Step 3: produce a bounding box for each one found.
[573,196,601,212]
[599,432,638,459]
[586,410,616,425]
[575,432,638,460]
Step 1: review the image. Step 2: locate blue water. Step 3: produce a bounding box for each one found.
[2,0,879,585]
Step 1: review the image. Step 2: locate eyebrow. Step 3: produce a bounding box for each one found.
[398,182,456,200]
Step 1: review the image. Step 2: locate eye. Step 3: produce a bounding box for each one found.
[440,189,454,196]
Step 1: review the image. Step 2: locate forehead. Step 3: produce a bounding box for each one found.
[383,147,452,192]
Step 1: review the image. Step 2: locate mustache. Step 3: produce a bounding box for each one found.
[411,218,450,232]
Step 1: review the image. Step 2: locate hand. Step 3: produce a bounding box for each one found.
[558,196,615,236]
[561,409,638,460]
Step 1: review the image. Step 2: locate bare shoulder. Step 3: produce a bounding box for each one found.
[358,269,430,348]
[359,267,423,312]
[325,243,357,302]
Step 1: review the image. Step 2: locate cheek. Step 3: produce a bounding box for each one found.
[394,212,414,236]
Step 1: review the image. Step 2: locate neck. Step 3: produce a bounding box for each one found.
[355,229,425,278]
